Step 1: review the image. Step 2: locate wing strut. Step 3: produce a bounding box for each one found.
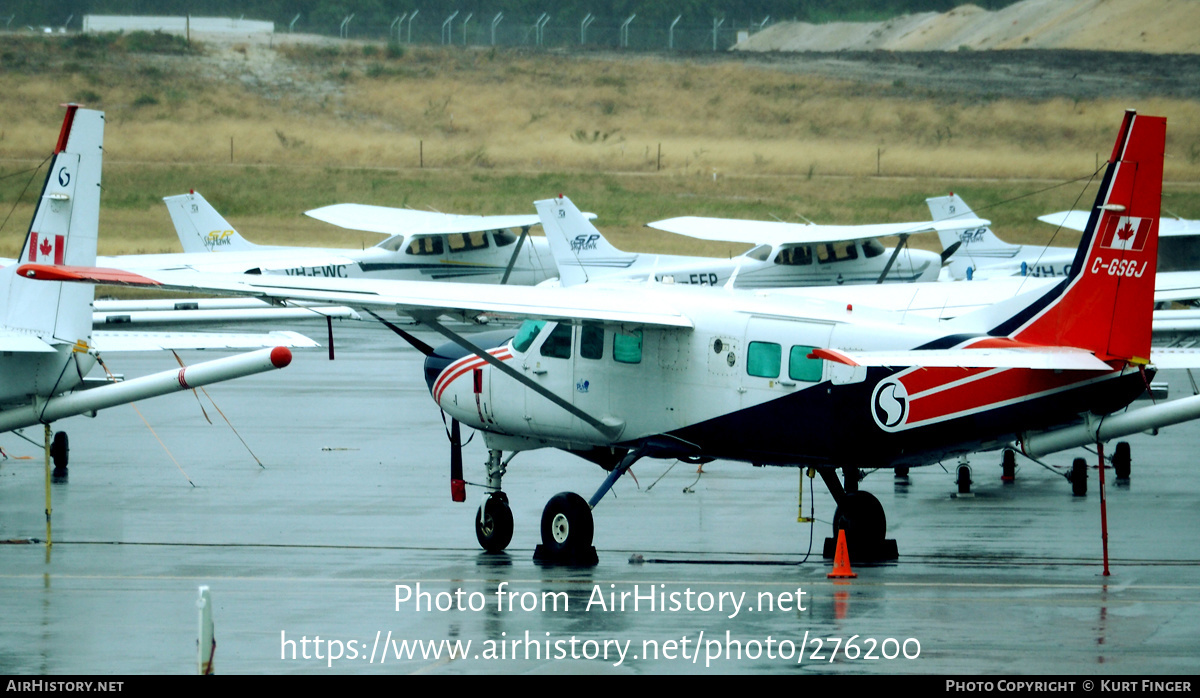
[416,314,623,440]
[875,234,910,284]
[498,226,531,285]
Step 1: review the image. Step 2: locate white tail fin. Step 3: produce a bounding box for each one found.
[0,106,103,344]
[927,193,1020,279]
[534,195,636,287]
[165,191,258,253]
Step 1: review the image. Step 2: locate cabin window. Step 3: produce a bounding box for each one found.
[512,320,546,353]
[747,341,782,378]
[774,245,813,266]
[817,241,858,264]
[377,235,407,252]
[862,239,885,258]
[406,236,444,256]
[447,231,491,253]
[613,329,642,364]
[789,345,823,382]
[539,323,573,359]
[745,244,772,262]
[493,229,519,247]
[580,323,604,360]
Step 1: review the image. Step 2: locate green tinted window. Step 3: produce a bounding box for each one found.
[747,341,781,378]
[789,345,823,382]
[580,323,604,360]
[613,330,642,364]
[512,320,546,353]
[540,323,573,359]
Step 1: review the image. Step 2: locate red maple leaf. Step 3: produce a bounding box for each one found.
[1117,221,1135,241]
[39,238,52,256]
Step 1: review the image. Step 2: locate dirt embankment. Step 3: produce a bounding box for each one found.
[737,0,1200,54]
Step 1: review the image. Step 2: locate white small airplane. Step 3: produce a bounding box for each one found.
[546,206,983,288]
[26,111,1200,564]
[931,193,1200,280]
[1,106,297,474]
[141,190,560,285]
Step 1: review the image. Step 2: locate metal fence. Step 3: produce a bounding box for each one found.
[296,13,772,52]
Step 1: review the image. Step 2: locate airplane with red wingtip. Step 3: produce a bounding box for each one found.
[22,110,1200,563]
[0,106,299,475]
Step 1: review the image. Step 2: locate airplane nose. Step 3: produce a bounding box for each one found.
[423,328,518,395]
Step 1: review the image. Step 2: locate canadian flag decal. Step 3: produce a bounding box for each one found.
[28,233,66,265]
[1098,216,1152,252]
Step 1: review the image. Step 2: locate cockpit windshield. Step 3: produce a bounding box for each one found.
[376,235,407,252]
[512,320,547,353]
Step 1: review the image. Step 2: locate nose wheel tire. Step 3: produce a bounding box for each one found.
[539,492,593,556]
[475,493,514,553]
[832,490,886,554]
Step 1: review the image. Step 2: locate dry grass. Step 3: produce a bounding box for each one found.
[2,38,1199,260]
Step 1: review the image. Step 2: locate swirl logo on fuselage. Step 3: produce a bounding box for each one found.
[870,378,909,431]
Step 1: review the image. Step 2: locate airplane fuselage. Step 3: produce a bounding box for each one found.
[430,287,1144,470]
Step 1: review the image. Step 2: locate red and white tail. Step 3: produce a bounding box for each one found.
[0,106,104,343]
[996,111,1164,364]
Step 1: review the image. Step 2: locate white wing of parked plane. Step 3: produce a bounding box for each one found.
[1040,210,1200,237]
[91,330,317,352]
[646,216,991,245]
[304,204,545,236]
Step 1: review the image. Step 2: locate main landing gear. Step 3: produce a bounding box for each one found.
[470,446,649,566]
[819,467,898,562]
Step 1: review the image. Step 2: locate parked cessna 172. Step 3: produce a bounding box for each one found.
[23,111,1200,563]
[546,206,985,288]
[931,193,1200,280]
[1,106,294,472]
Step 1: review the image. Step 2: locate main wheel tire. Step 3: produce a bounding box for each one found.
[1071,458,1088,496]
[1113,441,1132,479]
[475,494,514,553]
[50,432,69,469]
[832,490,886,553]
[540,492,593,556]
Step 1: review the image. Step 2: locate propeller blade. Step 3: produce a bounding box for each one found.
[450,418,466,502]
[940,240,963,264]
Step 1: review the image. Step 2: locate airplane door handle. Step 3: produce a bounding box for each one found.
[779,380,797,388]
[532,368,548,375]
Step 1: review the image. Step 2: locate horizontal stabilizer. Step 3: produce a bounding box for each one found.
[0,330,57,352]
[811,346,1113,370]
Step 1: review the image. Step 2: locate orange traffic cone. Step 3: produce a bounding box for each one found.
[827,529,857,578]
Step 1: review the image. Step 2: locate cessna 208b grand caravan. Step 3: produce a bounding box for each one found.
[24,111,1200,562]
[1,106,295,472]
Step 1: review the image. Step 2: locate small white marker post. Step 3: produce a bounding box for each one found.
[198,586,215,675]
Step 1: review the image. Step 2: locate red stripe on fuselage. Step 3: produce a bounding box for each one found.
[433,349,512,404]
[900,365,1116,427]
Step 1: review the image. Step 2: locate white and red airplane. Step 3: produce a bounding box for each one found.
[23,111,1200,562]
[1,106,297,473]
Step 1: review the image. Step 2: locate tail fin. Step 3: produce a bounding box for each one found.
[535,195,636,287]
[0,106,103,344]
[921,195,1017,274]
[164,191,258,253]
[998,111,1164,364]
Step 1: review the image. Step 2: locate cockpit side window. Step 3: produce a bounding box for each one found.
[512,320,546,353]
[613,329,643,364]
[539,323,573,359]
[773,244,813,266]
[447,232,491,253]
[406,236,444,256]
[817,241,858,264]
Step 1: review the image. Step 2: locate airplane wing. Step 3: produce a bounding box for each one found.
[645,216,992,246]
[304,204,545,236]
[91,330,318,352]
[20,265,695,330]
[1041,210,1200,237]
[811,346,1115,370]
